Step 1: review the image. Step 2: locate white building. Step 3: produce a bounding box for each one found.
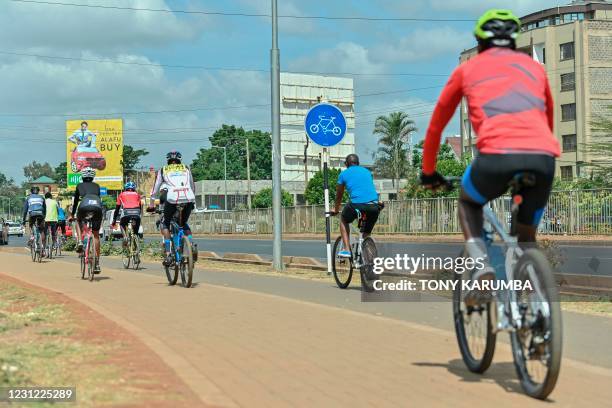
[280,73,356,183]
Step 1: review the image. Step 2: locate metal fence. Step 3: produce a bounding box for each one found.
[142,189,612,236]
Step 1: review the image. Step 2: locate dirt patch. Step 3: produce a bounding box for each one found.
[0,274,206,407]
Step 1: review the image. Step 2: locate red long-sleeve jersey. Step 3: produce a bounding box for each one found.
[422,47,560,174]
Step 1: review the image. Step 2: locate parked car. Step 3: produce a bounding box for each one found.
[101,210,143,241]
[7,221,24,237]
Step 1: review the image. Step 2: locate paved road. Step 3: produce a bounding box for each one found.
[1,249,611,406]
[6,234,611,275]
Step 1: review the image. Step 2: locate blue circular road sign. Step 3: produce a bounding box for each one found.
[304,103,347,147]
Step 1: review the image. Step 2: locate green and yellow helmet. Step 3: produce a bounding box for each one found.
[474,9,521,41]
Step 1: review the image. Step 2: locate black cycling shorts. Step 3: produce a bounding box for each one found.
[120,215,141,234]
[162,202,194,231]
[77,205,103,231]
[341,202,381,234]
[28,215,45,232]
[461,153,555,226]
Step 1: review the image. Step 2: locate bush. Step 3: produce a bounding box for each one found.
[304,168,348,205]
[252,187,294,208]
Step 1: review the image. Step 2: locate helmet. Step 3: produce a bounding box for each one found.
[344,153,360,167]
[30,186,40,194]
[124,181,136,191]
[81,167,96,181]
[474,9,521,43]
[166,150,182,164]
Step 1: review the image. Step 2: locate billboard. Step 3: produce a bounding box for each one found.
[66,119,123,190]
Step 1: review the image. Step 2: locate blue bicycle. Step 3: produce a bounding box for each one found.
[151,204,194,288]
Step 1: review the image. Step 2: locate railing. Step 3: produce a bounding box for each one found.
[141,189,612,235]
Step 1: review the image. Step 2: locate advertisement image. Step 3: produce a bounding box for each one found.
[66,119,123,190]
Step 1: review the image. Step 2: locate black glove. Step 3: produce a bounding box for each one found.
[420,171,447,188]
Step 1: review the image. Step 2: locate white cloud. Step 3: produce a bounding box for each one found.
[0,0,203,52]
[236,0,318,35]
[288,42,386,75]
[371,27,473,63]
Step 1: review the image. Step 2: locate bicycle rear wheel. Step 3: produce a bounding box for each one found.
[30,238,36,262]
[121,239,131,269]
[453,252,496,373]
[36,236,43,263]
[332,236,353,288]
[179,236,194,288]
[359,237,379,293]
[87,237,96,282]
[510,249,562,400]
[80,253,86,279]
[164,241,179,285]
[132,237,141,270]
[46,233,53,259]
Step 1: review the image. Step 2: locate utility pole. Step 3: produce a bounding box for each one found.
[223,147,228,210]
[271,0,283,271]
[246,138,252,209]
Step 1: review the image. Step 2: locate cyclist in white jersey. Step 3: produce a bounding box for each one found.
[148,151,198,265]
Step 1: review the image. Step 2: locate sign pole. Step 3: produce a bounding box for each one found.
[271,0,283,271]
[323,148,332,275]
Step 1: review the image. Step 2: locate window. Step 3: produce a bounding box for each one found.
[561,103,576,121]
[560,72,575,91]
[561,166,573,180]
[562,134,577,152]
[560,42,574,60]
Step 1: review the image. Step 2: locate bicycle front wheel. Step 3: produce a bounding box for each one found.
[179,236,194,288]
[510,249,562,400]
[332,236,353,288]
[453,252,496,373]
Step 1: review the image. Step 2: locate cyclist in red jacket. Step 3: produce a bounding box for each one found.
[112,181,143,249]
[421,10,560,298]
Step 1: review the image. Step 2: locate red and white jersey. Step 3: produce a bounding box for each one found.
[117,190,141,209]
[150,164,196,204]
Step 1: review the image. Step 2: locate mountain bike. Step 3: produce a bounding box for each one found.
[121,219,141,270]
[149,204,194,288]
[78,215,97,282]
[449,173,562,400]
[330,203,384,292]
[28,218,44,263]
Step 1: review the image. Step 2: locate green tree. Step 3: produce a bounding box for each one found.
[584,107,612,180]
[373,112,417,195]
[191,125,271,181]
[23,161,55,181]
[0,172,23,217]
[53,162,67,188]
[101,195,116,210]
[405,142,467,198]
[252,187,294,208]
[122,145,149,178]
[304,168,348,205]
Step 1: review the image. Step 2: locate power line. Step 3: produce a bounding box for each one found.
[7,0,474,22]
[0,50,449,77]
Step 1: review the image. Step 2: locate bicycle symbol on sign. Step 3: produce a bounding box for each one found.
[309,115,342,136]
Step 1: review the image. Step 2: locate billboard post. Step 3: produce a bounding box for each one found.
[66,119,123,190]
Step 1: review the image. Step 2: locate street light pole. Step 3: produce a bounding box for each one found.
[246,138,252,210]
[271,0,283,271]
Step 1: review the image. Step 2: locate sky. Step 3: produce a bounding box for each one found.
[0,0,563,182]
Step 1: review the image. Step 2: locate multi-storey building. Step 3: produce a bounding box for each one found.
[459,1,612,180]
[280,73,355,183]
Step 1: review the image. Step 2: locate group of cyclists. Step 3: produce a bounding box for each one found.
[21,150,199,274]
[21,8,557,286]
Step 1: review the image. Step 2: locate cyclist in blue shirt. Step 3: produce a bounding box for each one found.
[22,186,47,247]
[331,154,380,258]
[57,204,67,238]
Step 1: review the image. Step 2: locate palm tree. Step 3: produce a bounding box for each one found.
[373,112,417,196]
